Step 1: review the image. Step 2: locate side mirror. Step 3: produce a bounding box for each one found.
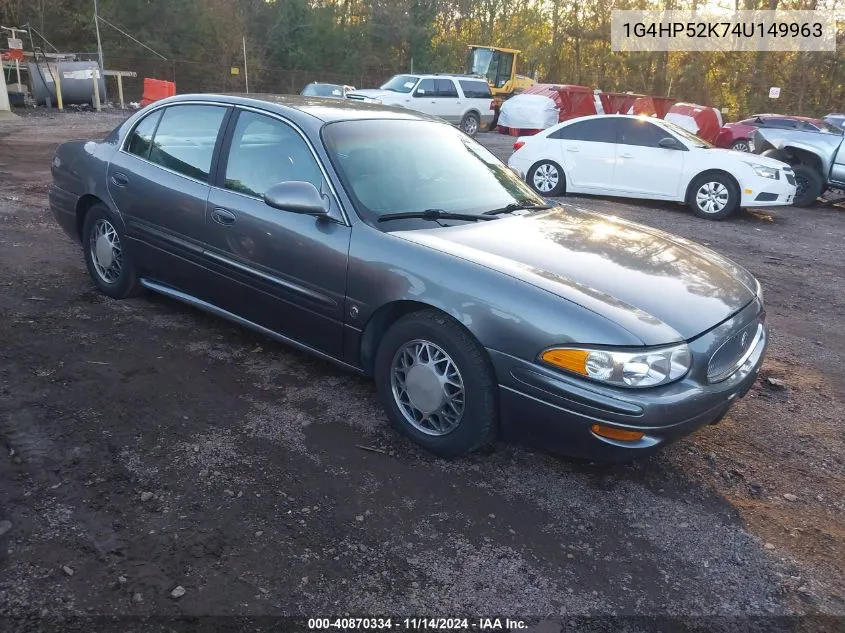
[263,181,329,216]
[658,137,683,150]
[414,89,426,97]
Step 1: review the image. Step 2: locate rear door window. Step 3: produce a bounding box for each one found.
[549,118,616,143]
[147,105,227,182]
[459,80,492,99]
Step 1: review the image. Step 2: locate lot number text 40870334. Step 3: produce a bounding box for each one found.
[307,618,528,630]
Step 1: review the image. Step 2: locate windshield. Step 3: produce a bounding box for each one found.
[661,120,713,148]
[467,48,493,75]
[322,120,545,225]
[379,75,420,93]
[302,83,344,97]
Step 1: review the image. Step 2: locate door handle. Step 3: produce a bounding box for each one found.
[110,172,129,187]
[210,207,236,227]
[566,147,579,153]
[619,153,634,158]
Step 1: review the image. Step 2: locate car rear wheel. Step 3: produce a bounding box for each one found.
[374,310,497,457]
[527,160,565,196]
[460,112,480,136]
[82,204,142,299]
[687,173,739,220]
[730,140,751,152]
[791,164,824,207]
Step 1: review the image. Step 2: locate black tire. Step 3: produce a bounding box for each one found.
[460,112,480,137]
[81,204,142,299]
[730,139,751,152]
[527,160,566,196]
[687,172,740,220]
[374,309,497,458]
[791,164,824,207]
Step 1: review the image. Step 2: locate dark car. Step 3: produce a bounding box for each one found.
[823,113,845,129]
[300,82,355,99]
[49,94,768,461]
[714,113,840,152]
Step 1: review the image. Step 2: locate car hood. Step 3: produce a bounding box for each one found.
[753,127,843,156]
[392,207,758,345]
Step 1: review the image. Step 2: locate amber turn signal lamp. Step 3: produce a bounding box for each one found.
[540,348,589,375]
[591,424,645,442]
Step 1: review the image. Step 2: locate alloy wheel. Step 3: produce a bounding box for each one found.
[390,339,465,436]
[89,218,123,284]
[532,163,559,193]
[695,181,730,214]
[463,116,478,136]
[732,141,750,152]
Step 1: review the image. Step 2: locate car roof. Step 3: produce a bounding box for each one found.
[402,73,487,80]
[751,113,825,124]
[157,93,444,125]
[559,114,669,123]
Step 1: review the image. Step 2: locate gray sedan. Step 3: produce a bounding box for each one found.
[49,94,768,461]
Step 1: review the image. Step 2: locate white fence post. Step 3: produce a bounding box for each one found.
[0,66,12,111]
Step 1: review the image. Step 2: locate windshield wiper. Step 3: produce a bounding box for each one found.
[483,202,554,216]
[378,209,495,223]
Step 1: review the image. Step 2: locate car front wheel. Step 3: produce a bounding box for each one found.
[527,160,565,196]
[687,173,739,220]
[374,310,497,457]
[731,139,751,152]
[791,164,824,207]
[82,204,141,298]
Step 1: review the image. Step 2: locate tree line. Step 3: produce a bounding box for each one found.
[1,0,843,119]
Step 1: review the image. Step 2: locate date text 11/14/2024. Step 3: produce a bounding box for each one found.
[307,618,528,630]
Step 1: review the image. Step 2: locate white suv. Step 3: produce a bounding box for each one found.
[348,74,494,136]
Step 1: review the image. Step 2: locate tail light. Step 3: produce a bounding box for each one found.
[513,141,525,151]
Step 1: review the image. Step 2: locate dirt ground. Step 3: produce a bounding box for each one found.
[1,110,844,630]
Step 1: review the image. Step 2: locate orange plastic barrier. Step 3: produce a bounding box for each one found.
[665,102,723,143]
[631,96,677,118]
[140,78,176,106]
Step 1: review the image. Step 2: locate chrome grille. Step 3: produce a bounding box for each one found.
[707,320,762,383]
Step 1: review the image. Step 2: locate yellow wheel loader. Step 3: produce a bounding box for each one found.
[465,45,536,128]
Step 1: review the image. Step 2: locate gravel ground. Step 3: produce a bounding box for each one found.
[0,111,843,631]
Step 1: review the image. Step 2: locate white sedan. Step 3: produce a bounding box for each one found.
[507,114,797,220]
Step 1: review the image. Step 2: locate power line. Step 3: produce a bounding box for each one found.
[96,15,168,60]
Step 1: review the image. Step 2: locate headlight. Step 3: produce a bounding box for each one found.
[540,344,691,388]
[745,162,779,180]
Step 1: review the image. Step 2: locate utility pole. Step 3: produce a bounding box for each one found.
[242,36,249,93]
[93,0,106,99]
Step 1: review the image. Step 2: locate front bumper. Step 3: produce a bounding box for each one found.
[491,299,768,461]
[739,173,796,208]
